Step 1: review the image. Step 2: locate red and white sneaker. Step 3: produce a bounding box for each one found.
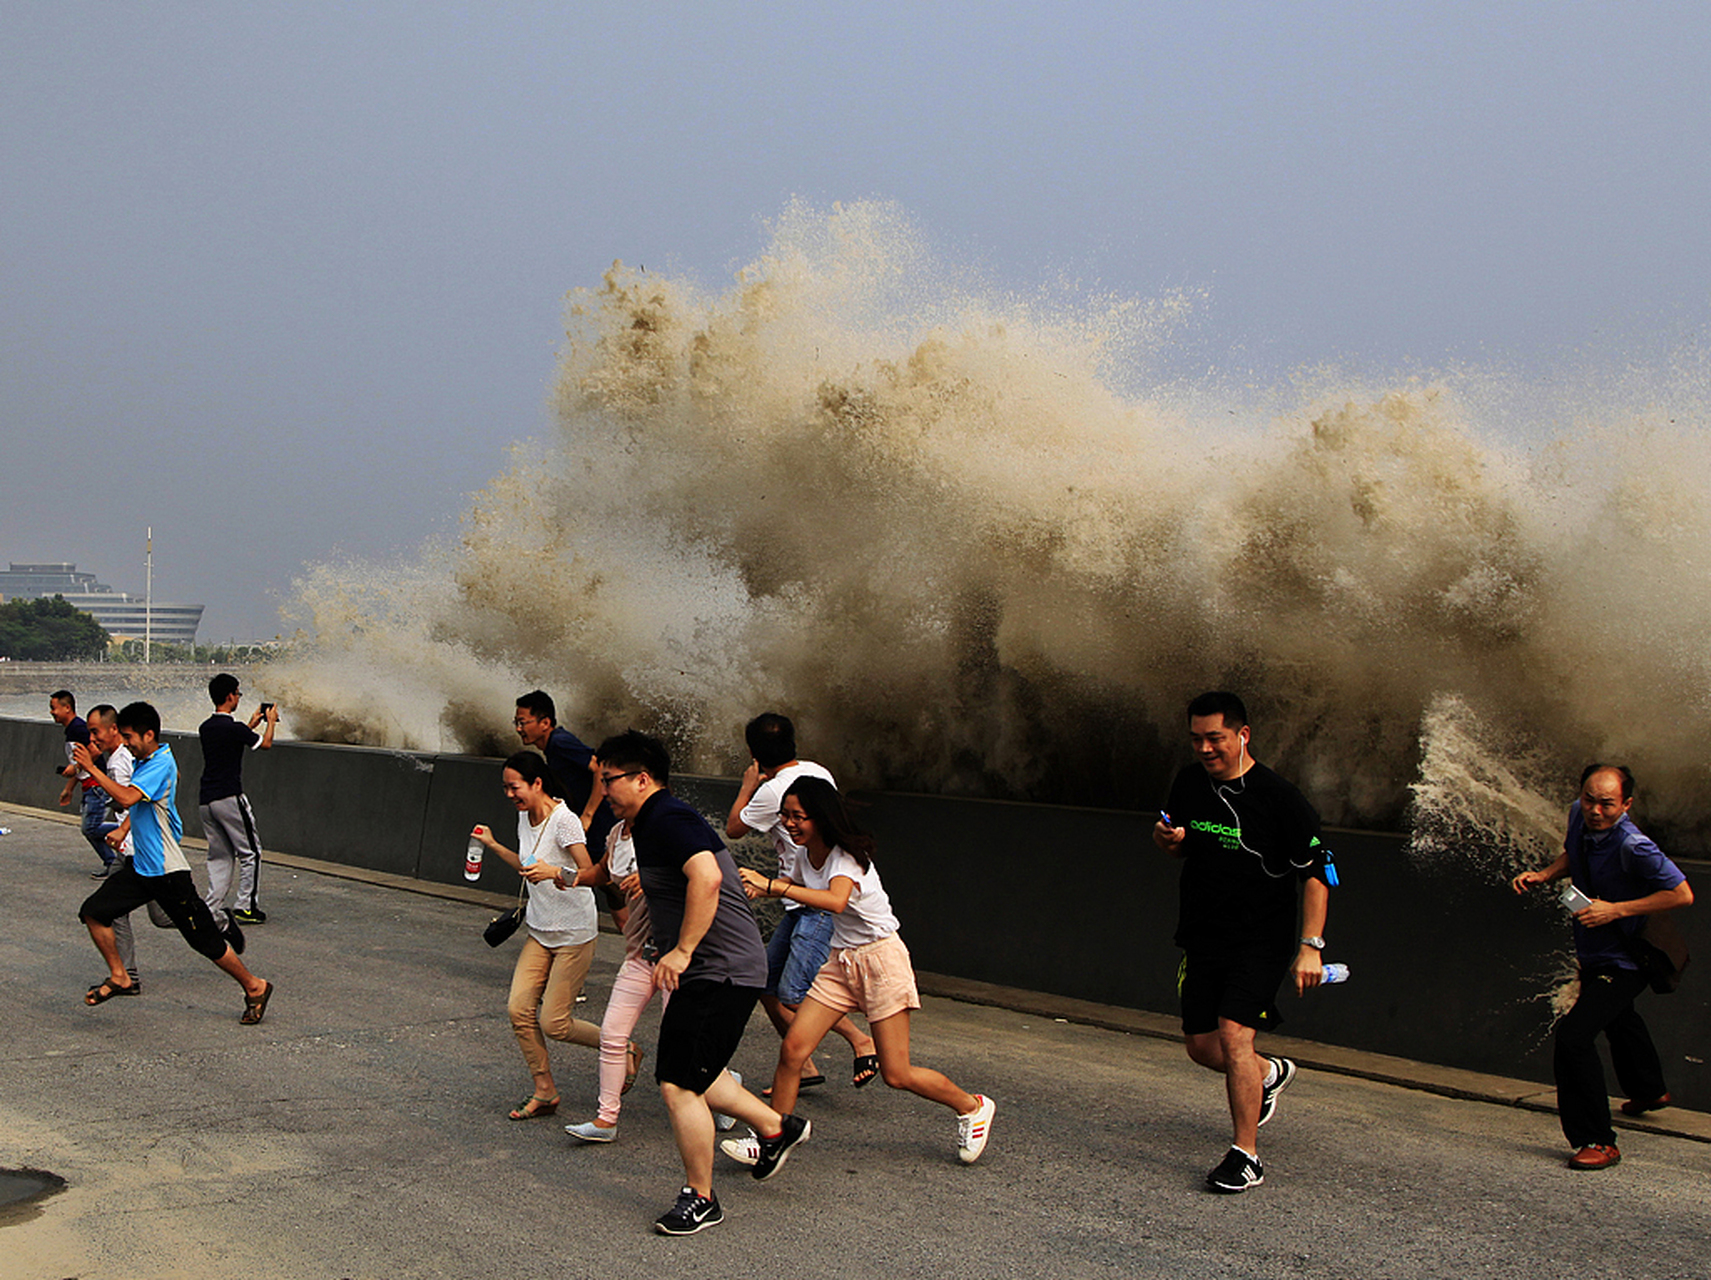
[957,1094,996,1164]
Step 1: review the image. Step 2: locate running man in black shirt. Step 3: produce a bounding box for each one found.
[1152,691,1331,1194]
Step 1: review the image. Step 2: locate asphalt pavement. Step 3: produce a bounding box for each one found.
[2,803,1708,1280]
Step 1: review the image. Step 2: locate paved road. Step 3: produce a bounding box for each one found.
[1,808,1707,1280]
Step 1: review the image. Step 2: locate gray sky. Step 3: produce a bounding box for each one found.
[4,2,1709,639]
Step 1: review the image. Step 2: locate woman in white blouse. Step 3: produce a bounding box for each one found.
[473,752,600,1120]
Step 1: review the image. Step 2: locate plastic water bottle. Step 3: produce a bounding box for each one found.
[0,827,10,836]
[1321,962,1350,985]
[465,829,485,881]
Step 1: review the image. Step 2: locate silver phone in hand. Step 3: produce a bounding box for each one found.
[1560,883,1593,912]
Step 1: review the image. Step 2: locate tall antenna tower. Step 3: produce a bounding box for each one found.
[145,527,153,665]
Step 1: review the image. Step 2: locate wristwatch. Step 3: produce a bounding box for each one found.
[1299,935,1326,950]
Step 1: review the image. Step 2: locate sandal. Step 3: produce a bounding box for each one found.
[622,1042,645,1095]
[239,980,274,1025]
[508,1095,560,1121]
[761,1072,827,1098]
[852,1054,880,1089]
[85,977,136,1005]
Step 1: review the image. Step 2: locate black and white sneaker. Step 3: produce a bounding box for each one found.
[654,1186,723,1235]
[1206,1146,1264,1193]
[1257,1056,1296,1127]
[751,1114,811,1181]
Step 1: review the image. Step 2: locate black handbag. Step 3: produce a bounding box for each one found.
[484,884,526,948]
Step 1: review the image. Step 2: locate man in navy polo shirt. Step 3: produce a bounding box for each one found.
[594,730,793,1236]
[515,689,616,909]
[199,673,276,928]
[52,690,109,876]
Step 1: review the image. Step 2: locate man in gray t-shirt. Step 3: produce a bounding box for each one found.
[595,730,798,1236]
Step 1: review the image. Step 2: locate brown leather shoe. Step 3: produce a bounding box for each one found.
[1619,1093,1670,1117]
[1568,1143,1621,1170]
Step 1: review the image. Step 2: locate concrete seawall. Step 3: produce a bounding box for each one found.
[0,661,258,696]
[4,714,1704,1110]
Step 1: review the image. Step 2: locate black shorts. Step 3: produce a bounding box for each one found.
[81,864,230,962]
[1178,947,1291,1036]
[654,979,762,1094]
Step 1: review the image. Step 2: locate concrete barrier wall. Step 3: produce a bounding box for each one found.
[4,715,1705,1109]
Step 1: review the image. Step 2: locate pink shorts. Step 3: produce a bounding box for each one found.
[806,932,922,1023]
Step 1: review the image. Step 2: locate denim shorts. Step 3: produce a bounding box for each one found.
[764,907,835,1005]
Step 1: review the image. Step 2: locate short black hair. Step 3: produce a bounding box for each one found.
[1187,690,1248,729]
[744,712,797,769]
[516,689,557,726]
[116,701,161,738]
[50,689,75,711]
[595,729,670,786]
[1580,762,1635,802]
[208,672,240,705]
[88,703,118,726]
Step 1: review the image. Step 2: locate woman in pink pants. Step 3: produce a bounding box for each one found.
[562,816,653,1142]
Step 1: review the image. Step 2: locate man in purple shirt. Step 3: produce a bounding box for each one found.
[1512,763,1693,1169]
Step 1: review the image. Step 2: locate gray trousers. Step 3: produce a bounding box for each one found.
[95,827,139,976]
[200,793,262,915]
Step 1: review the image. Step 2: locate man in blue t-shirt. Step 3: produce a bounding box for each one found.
[74,701,275,1024]
[594,729,792,1236]
[1512,763,1693,1169]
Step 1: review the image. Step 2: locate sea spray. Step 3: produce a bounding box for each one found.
[273,200,1711,843]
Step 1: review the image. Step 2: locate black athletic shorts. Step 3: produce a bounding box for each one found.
[654,979,762,1093]
[80,864,230,962]
[1178,947,1292,1036]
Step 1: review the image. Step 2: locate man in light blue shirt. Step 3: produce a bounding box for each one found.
[74,701,275,1024]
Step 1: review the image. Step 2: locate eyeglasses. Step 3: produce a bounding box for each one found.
[598,770,641,788]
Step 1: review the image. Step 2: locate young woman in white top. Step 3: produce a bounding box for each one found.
[736,777,996,1165]
[472,752,600,1121]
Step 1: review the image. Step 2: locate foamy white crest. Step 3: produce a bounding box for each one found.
[1407,694,1565,878]
[282,200,1711,838]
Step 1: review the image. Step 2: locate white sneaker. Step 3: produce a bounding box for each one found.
[565,1120,617,1143]
[957,1094,996,1164]
[720,1132,761,1166]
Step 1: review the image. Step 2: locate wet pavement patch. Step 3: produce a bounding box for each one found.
[0,1167,66,1226]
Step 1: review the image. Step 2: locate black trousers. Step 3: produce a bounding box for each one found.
[1553,965,1666,1148]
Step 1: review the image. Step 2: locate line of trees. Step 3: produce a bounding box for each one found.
[0,596,111,660]
[0,596,284,664]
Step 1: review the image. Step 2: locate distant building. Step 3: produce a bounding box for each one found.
[0,562,204,647]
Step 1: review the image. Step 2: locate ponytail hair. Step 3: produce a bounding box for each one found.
[503,751,563,798]
[782,776,875,871]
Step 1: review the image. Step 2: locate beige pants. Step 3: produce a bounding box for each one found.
[508,935,601,1081]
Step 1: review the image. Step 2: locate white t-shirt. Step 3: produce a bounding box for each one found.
[106,745,135,856]
[740,760,835,908]
[799,844,899,949]
[606,824,653,960]
[517,802,596,948]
